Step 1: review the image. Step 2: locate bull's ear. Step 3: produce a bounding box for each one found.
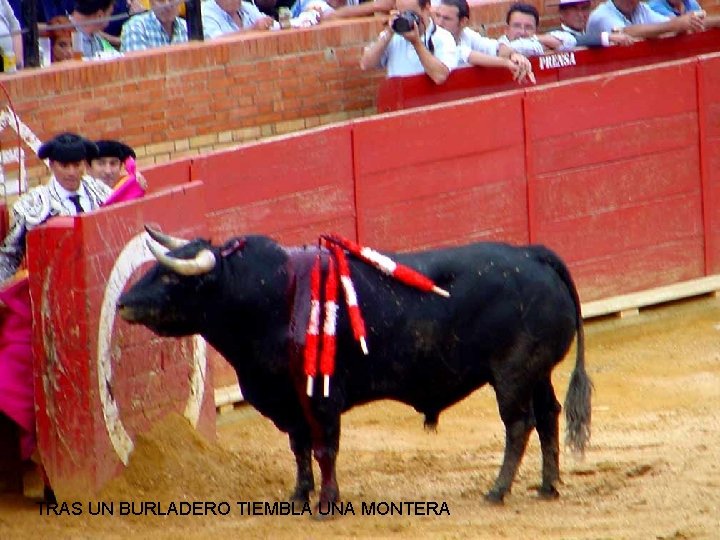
[145,225,190,250]
[147,240,216,276]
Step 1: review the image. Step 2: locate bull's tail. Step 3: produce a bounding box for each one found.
[532,246,592,455]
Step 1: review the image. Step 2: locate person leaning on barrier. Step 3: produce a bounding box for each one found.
[0,133,112,502]
[0,0,22,70]
[202,0,274,39]
[319,0,395,21]
[121,0,188,52]
[648,0,720,29]
[70,0,119,58]
[537,0,636,51]
[586,0,705,38]
[434,0,535,84]
[498,3,546,56]
[360,0,457,84]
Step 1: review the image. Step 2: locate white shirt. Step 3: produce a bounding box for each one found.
[381,20,458,78]
[587,0,669,34]
[52,176,93,215]
[456,27,499,67]
[497,35,545,57]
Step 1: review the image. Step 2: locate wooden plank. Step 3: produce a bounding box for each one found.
[215,384,244,409]
[581,275,720,319]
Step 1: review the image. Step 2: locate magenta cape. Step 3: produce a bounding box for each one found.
[103,157,146,206]
[0,276,35,459]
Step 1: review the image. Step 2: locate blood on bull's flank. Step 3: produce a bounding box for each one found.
[117,226,591,511]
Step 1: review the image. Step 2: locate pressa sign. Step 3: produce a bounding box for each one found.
[538,52,577,70]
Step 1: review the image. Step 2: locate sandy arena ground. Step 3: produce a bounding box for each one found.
[1,296,718,539]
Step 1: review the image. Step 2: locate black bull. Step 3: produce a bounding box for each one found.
[117,228,591,506]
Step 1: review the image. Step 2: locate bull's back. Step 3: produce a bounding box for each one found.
[339,242,579,409]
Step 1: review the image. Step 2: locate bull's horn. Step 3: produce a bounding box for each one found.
[144,225,190,250]
[147,240,216,276]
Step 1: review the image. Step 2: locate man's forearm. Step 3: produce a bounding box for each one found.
[413,41,449,84]
[360,29,392,70]
[328,0,395,20]
[623,16,695,39]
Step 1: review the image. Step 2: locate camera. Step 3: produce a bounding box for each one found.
[391,11,421,33]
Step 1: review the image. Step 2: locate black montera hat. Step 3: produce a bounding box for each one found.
[94,140,136,161]
[38,132,99,163]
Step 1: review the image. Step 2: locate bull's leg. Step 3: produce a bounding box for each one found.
[313,417,341,516]
[487,385,535,504]
[288,429,314,503]
[533,376,562,499]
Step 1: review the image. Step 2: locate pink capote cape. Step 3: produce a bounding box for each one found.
[0,157,145,460]
[0,274,35,459]
[103,158,145,206]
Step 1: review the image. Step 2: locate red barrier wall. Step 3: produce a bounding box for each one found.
[191,125,357,244]
[26,182,216,498]
[353,92,529,250]
[525,61,705,300]
[377,29,720,114]
[699,54,720,274]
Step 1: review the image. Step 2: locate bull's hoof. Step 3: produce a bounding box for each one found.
[288,489,311,504]
[538,485,560,500]
[484,490,505,505]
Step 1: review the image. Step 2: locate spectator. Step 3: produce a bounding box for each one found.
[586,0,705,38]
[70,0,118,58]
[121,0,188,52]
[7,0,21,27]
[360,0,457,84]
[40,15,75,62]
[648,0,720,28]
[202,0,274,39]
[498,2,545,56]
[319,0,395,21]
[434,0,535,83]
[0,0,22,70]
[0,133,111,502]
[537,0,636,50]
[255,0,295,20]
[99,0,139,49]
[648,0,700,17]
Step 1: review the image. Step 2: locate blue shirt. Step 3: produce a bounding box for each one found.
[121,10,188,52]
[202,0,266,39]
[587,0,668,34]
[648,0,701,16]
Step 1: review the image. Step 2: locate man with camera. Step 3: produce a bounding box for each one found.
[434,0,535,84]
[360,0,457,84]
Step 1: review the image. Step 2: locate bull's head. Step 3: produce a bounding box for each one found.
[117,226,220,337]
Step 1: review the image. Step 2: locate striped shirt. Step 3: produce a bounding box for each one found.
[121,10,188,52]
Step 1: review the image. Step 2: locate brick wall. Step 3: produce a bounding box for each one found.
[0,19,384,191]
[0,1,717,194]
